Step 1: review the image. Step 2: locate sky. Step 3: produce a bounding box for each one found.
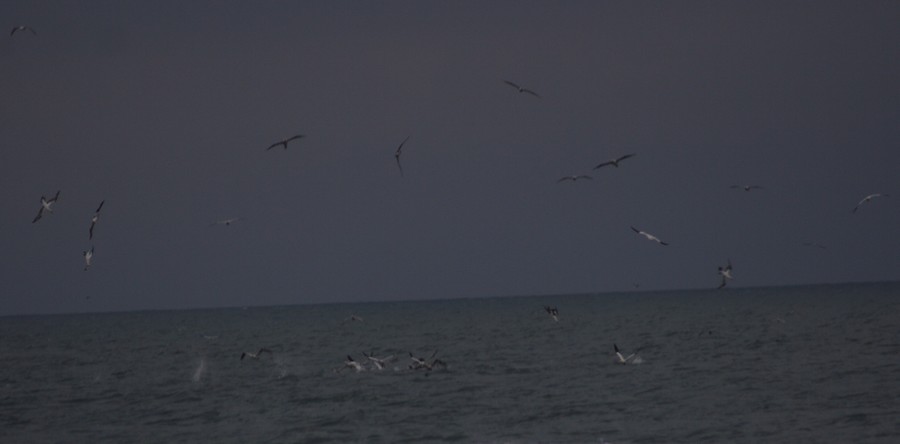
[2,1,898,315]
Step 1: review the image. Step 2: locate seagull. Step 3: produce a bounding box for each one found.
[363,352,394,370]
[83,247,94,271]
[266,134,304,150]
[209,218,241,227]
[730,184,764,192]
[10,25,36,36]
[543,305,559,322]
[630,226,669,246]
[614,344,638,365]
[503,80,540,97]
[88,200,104,240]
[594,154,636,169]
[240,348,272,360]
[717,259,733,289]
[394,136,409,177]
[557,175,592,183]
[32,190,60,223]
[341,355,366,373]
[852,193,888,213]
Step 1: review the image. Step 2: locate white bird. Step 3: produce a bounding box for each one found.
[852,193,888,213]
[240,348,272,360]
[341,355,365,373]
[717,259,733,289]
[543,305,559,322]
[395,136,409,177]
[363,352,394,370]
[10,25,36,36]
[32,190,60,223]
[267,134,304,150]
[503,80,540,97]
[557,175,592,183]
[409,351,445,371]
[730,184,764,192]
[83,247,94,271]
[594,154,636,169]
[630,226,669,246]
[614,344,637,365]
[209,218,241,227]
[89,200,104,240]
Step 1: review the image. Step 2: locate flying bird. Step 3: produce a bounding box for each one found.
[209,218,241,227]
[800,241,827,250]
[614,344,638,365]
[503,80,540,97]
[408,350,445,371]
[557,175,592,183]
[394,136,409,177]
[32,190,61,223]
[10,26,36,36]
[266,134,304,150]
[717,259,733,289]
[594,154,636,169]
[240,348,272,360]
[630,226,669,246]
[363,352,395,370]
[88,200,105,240]
[83,247,94,271]
[341,355,366,373]
[852,193,888,213]
[730,185,764,192]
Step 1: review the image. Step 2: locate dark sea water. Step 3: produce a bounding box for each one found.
[2,282,899,443]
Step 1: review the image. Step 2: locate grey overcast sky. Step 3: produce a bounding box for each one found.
[2,1,898,315]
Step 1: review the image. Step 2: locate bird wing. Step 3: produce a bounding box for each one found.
[266,142,282,150]
[287,135,304,142]
[557,176,573,183]
[594,161,614,169]
[616,153,635,162]
[396,136,410,155]
[32,207,44,223]
[521,88,541,98]
[95,200,105,213]
[89,222,96,239]
[503,80,521,89]
[577,175,593,180]
[50,190,60,202]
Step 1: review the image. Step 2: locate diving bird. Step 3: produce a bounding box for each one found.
[717,259,733,289]
[266,134,304,150]
[88,200,104,240]
[852,193,888,213]
[594,154,636,169]
[557,175,592,183]
[394,136,409,177]
[630,226,668,246]
[10,25,36,36]
[730,184,764,192]
[83,247,94,271]
[614,344,637,365]
[240,348,272,360]
[503,80,540,97]
[209,218,241,227]
[32,191,60,223]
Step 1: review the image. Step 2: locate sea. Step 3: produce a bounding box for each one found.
[1,282,898,443]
